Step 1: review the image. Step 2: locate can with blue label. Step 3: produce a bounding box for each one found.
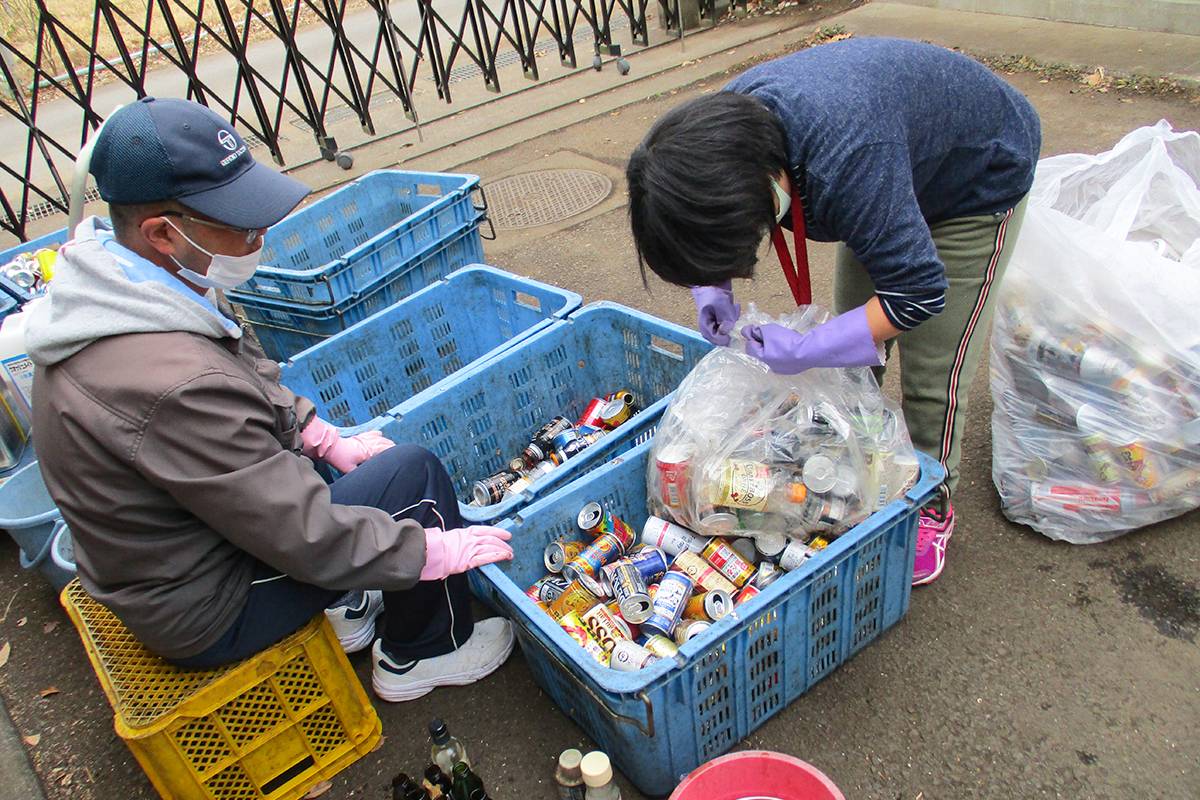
[623,546,668,585]
[642,570,693,639]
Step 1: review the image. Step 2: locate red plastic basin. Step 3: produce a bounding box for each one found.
[669,751,845,800]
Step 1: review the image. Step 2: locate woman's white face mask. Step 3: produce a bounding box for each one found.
[771,177,791,224]
[165,219,262,290]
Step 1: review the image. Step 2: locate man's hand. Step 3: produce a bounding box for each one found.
[741,304,885,375]
[301,416,395,473]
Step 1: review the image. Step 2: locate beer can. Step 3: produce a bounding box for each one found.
[520,442,547,468]
[642,571,693,638]
[671,551,738,595]
[579,502,636,550]
[734,583,760,605]
[581,603,632,654]
[683,589,733,622]
[655,444,692,509]
[526,575,570,604]
[599,396,632,428]
[576,569,611,600]
[710,459,773,511]
[548,581,600,619]
[533,416,574,448]
[802,455,838,495]
[605,561,653,624]
[753,530,788,559]
[779,536,829,571]
[673,618,711,645]
[576,397,608,429]
[557,437,591,461]
[754,562,783,589]
[551,428,581,451]
[606,389,637,409]
[623,546,668,585]
[641,515,708,557]
[700,538,756,587]
[544,540,585,574]
[558,611,610,666]
[472,470,520,506]
[562,532,625,580]
[609,639,657,672]
[639,633,680,659]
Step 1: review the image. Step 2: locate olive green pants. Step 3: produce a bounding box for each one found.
[834,197,1028,499]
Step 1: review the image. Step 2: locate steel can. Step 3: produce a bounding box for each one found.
[548,580,600,619]
[606,389,636,408]
[683,589,733,622]
[581,603,632,654]
[655,444,693,509]
[472,470,520,506]
[533,416,574,448]
[797,494,849,532]
[558,610,610,666]
[802,455,838,495]
[575,569,611,600]
[609,639,657,672]
[710,459,773,511]
[623,546,668,585]
[642,571,693,638]
[754,562,783,589]
[671,551,738,595]
[576,397,608,429]
[526,575,571,604]
[544,540,586,574]
[734,583,760,605]
[673,618,711,645]
[753,530,788,560]
[605,561,653,624]
[701,538,756,587]
[577,502,636,550]
[641,515,707,556]
[778,536,829,571]
[639,634,680,659]
[599,396,632,428]
[562,532,625,580]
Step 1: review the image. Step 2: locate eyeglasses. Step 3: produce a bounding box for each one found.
[158,211,263,245]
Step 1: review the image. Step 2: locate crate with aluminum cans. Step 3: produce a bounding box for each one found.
[473,438,943,795]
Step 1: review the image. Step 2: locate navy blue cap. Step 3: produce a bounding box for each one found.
[90,97,310,229]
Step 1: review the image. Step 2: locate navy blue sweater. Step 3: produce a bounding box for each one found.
[727,37,1041,329]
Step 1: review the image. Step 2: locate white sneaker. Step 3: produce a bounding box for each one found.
[325,590,383,653]
[371,617,516,702]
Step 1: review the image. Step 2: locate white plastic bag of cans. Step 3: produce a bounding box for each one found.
[990,121,1200,543]
[646,303,921,560]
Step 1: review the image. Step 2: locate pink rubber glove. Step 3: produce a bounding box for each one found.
[741,305,884,375]
[419,526,514,581]
[300,416,395,473]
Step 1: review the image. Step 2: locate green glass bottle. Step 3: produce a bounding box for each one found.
[450,762,484,800]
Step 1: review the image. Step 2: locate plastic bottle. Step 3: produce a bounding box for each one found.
[580,751,621,800]
[554,748,586,800]
[429,719,470,777]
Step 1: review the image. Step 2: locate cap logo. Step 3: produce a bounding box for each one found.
[218,130,238,151]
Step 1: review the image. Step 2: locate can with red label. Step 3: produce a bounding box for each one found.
[734,583,760,605]
[641,515,707,556]
[599,396,632,429]
[670,551,738,595]
[562,532,625,581]
[701,537,756,587]
[581,602,631,654]
[655,444,693,509]
[558,610,610,666]
[577,502,636,550]
[576,397,608,429]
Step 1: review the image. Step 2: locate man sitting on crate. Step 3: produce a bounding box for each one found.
[25,97,515,701]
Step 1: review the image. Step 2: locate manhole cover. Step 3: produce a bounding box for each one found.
[485,169,613,230]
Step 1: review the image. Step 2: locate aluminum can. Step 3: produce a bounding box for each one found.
[552,428,582,451]
[1029,482,1147,515]
[754,562,783,589]
[639,633,680,659]
[575,569,611,600]
[642,571,693,638]
[655,444,692,509]
[753,530,788,560]
[779,536,829,571]
[1112,438,1159,489]
[576,397,607,429]
[580,603,632,654]
[548,581,600,619]
[609,639,657,672]
[802,455,838,495]
[562,532,624,580]
[533,416,574,448]
[673,619,711,645]
[519,442,547,469]
[683,589,733,622]
[606,389,636,409]
[671,551,738,595]
[599,396,632,428]
[605,561,653,624]
[472,470,520,506]
[577,502,636,550]
[701,538,756,587]
[1080,433,1120,484]
[558,610,610,666]
[526,575,570,604]
[710,459,773,511]
[641,516,707,556]
[544,540,585,574]
[734,583,760,605]
[557,437,591,460]
[623,546,668,585]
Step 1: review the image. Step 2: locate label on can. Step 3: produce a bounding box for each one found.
[642,571,693,638]
[545,540,586,573]
[609,639,657,672]
[735,583,760,605]
[576,397,607,429]
[549,581,600,619]
[700,538,755,587]
[656,444,692,509]
[1113,440,1159,489]
[671,551,738,595]
[563,533,624,579]
[625,547,668,584]
[684,589,732,622]
[1029,483,1128,514]
[710,460,772,511]
[578,503,635,550]
[640,634,680,659]
[527,575,571,604]
[558,610,610,666]
[605,561,652,624]
[581,603,632,654]
[673,618,711,645]
[641,516,707,557]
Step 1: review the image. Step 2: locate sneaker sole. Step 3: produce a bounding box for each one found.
[372,626,516,703]
[336,604,384,654]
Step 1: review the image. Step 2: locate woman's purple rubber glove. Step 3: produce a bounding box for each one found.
[690,281,741,346]
[741,305,884,375]
[301,416,395,473]
[419,525,514,581]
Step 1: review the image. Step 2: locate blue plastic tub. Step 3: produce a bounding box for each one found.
[241,170,484,305]
[20,519,75,591]
[234,225,485,361]
[474,440,943,795]
[281,266,582,429]
[0,459,64,579]
[377,302,712,524]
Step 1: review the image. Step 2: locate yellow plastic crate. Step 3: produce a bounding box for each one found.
[61,581,382,799]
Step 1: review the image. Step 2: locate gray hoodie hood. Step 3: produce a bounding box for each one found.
[25,216,241,366]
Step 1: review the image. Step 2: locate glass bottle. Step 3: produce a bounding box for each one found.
[554,748,586,800]
[429,719,470,777]
[424,764,453,798]
[580,751,621,800]
[450,762,484,800]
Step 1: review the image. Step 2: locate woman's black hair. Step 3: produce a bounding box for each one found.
[626,91,789,287]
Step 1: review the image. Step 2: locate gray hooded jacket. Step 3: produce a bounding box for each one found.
[26,217,425,659]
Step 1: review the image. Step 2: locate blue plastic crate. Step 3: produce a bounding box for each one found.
[0,228,69,304]
[377,302,712,524]
[473,440,943,795]
[0,291,17,326]
[241,170,484,305]
[280,266,582,429]
[234,225,485,361]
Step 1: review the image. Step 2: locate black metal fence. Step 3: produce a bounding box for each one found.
[0,0,669,242]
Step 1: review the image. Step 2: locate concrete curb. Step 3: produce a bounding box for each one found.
[0,694,46,800]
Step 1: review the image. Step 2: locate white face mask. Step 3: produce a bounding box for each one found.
[165,219,262,290]
[771,177,791,224]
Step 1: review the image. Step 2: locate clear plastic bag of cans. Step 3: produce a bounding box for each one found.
[647,303,921,560]
[990,122,1200,543]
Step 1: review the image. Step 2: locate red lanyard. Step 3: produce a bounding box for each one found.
[769,191,812,306]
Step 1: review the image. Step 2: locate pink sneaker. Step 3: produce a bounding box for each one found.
[912,504,954,586]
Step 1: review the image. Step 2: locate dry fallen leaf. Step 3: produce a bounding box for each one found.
[302,780,333,798]
[38,686,60,699]
[0,641,10,669]
[42,621,58,634]
[16,617,26,627]
[23,733,40,747]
